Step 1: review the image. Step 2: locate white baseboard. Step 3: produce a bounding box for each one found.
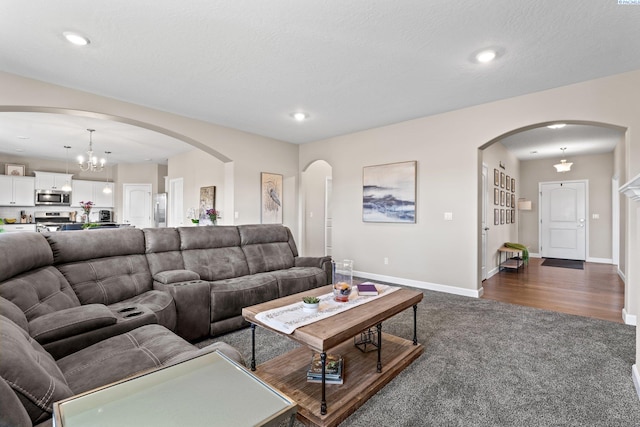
[353,270,482,298]
[633,365,640,401]
[529,252,541,258]
[486,266,499,279]
[623,308,637,326]
[587,257,613,264]
[618,268,626,283]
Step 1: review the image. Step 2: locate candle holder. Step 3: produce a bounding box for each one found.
[354,328,379,352]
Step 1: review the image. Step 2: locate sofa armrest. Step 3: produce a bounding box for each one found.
[295,256,332,283]
[28,304,117,345]
[153,269,200,284]
[154,280,211,341]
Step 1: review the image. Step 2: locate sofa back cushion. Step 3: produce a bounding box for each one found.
[0,315,73,425]
[0,266,81,322]
[45,227,146,264]
[143,227,185,275]
[57,255,152,305]
[0,232,53,282]
[178,226,250,281]
[238,225,295,274]
[0,296,29,332]
[46,228,152,305]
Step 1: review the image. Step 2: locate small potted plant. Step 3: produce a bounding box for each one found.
[302,296,320,313]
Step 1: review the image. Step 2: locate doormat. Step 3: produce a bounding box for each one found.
[541,258,584,270]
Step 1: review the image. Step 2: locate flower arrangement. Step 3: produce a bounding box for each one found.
[79,201,94,215]
[206,208,220,223]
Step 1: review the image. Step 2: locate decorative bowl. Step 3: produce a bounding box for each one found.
[4,218,16,224]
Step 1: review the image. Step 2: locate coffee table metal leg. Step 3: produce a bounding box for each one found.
[320,351,327,415]
[413,304,418,345]
[376,323,382,373]
[250,323,256,371]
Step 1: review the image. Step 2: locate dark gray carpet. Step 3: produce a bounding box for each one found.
[196,288,640,426]
[541,258,585,270]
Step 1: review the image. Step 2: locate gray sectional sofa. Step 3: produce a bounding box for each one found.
[0,224,330,427]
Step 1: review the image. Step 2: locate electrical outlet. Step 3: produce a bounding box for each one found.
[310,212,314,218]
[234,211,239,219]
[384,257,389,265]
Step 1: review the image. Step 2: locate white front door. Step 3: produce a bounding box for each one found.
[540,181,587,260]
[123,184,152,229]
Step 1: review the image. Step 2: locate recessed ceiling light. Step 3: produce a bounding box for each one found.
[475,49,497,63]
[291,112,308,122]
[63,31,90,46]
[547,123,567,129]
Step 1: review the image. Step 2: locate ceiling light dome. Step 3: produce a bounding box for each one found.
[291,112,308,122]
[63,31,90,46]
[475,49,497,63]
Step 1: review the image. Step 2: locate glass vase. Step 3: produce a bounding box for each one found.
[332,259,353,302]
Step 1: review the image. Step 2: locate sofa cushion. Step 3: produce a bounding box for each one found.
[57,324,203,394]
[0,266,81,322]
[238,224,296,274]
[144,228,186,275]
[0,295,29,332]
[0,315,73,425]
[57,254,152,305]
[45,227,146,264]
[29,304,117,345]
[0,375,32,427]
[209,273,279,322]
[271,267,327,298]
[0,232,53,282]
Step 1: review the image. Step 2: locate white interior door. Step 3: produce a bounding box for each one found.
[123,184,152,229]
[540,181,587,260]
[481,164,488,280]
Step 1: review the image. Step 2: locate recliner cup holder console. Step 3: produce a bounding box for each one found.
[118,307,138,313]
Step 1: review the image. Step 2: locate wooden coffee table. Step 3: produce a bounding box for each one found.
[242,285,423,427]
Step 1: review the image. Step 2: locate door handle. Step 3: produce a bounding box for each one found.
[484,227,490,231]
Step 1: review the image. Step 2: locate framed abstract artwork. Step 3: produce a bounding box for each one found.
[199,186,216,216]
[363,161,416,223]
[261,172,283,224]
[5,164,25,176]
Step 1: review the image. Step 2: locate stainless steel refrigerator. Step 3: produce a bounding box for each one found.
[153,193,167,227]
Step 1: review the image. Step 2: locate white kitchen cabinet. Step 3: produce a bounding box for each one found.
[34,171,73,191]
[0,175,35,206]
[71,180,114,207]
[1,224,37,233]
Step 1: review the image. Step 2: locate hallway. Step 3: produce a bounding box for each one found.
[481,257,625,323]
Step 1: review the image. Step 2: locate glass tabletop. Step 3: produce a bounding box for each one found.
[54,350,297,427]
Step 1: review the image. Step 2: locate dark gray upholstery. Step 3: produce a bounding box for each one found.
[143,227,186,276]
[44,227,146,264]
[0,316,73,425]
[28,304,117,344]
[238,224,295,274]
[210,273,279,323]
[0,232,53,283]
[0,295,29,332]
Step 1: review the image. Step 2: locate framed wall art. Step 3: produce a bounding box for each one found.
[363,160,416,223]
[500,190,505,206]
[5,164,25,176]
[506,194,510,208]
[506,175,511,191]
[494,209,499,225]
[500,172,505,188]
[511,194,515,208]
[506,209,511,224]
[261,172,283,224]
[511,209,516,224]
[494,169,499,186]
[511,178,516,193]
[199,186,216,216]
[500,209,505,224]
[494,188,499,205]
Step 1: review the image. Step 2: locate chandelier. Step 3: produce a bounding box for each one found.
[553,147,573,173]
[77,129,106,172]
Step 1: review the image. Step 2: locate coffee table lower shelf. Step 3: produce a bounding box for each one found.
[253,332,424,427]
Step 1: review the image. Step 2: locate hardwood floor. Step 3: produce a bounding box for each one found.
[481,257,625,323]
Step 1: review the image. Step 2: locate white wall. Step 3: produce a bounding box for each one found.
[300,70,640,312]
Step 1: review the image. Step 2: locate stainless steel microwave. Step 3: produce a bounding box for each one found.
[35,190,71,206]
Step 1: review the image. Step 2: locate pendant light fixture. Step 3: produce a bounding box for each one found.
[61,145,72,192]
[103,151,113,194]
[78,129,106,172]
[553,147,573,173]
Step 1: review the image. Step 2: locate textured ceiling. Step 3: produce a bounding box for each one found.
[0,1,639,162]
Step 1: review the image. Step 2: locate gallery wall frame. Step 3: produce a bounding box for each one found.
[363,160,416,223]
[494,209,499,225]
[5,164,25,176]
[199,186,216,217]
[261,172,283,224]
[494,169,500,186]
[500,172,505,188]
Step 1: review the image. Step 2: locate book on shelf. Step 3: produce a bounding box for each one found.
[306,353,344,382]
[357,282,379,296]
